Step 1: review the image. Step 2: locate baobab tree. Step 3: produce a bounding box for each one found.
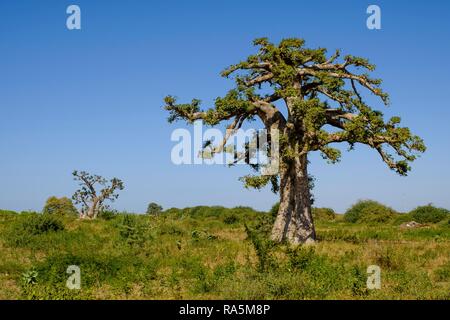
[164,38,425,244]
[72,170,124,219]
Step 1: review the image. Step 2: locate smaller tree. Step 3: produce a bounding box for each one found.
[72,170,124,219]
[43,196,78,216]
[147,202,163,215]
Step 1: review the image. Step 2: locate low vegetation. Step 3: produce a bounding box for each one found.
[43,197,78,217]
[0,202,448,300]
[344,200,396,224]
[409,205,449,224]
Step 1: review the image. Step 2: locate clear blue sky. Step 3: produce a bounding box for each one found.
[1,0,449,213]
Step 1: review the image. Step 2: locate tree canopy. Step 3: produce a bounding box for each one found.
[165,37,425,182]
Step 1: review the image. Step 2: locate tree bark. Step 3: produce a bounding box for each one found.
[271,154,316,244]
[87,198,99,219]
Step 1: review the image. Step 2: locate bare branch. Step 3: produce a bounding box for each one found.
[245,72,274,86]
[207,115,247,155]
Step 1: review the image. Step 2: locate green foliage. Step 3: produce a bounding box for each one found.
[223,213,239,225]
[374,246,405,271]
[269,203,280,218]
[147,202,163,215]
[312,207,336,221]
[0,209,18,215]
[393,213,413,225]
[286,246,317,270]
[244,224,276,272]
[43,196,78,216]
[0,205,448,300]
[190,229,218,242]
[5,213,65,247]
[240,175,275,191]
[164,206,261,222]
[21,270,39,286]
[164,37,425,186]
[117,214,149,246]
[350,266,370,297]
[158,221,186,236]
[0,210,18,224]
[344,200,396,223]
[21,214,65,235]
[434,262,450,282]
[97,209,118,220]
[409,205,449,223]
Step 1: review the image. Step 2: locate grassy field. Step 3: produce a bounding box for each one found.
[0,206,449,300]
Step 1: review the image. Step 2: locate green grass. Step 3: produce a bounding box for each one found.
[0,207,449,300]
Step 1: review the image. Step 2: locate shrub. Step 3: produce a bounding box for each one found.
[98,209,118,220]
[158,222,185,236]
[117,214,148,245]
[21,269,39,286]
[269,203,280,218]
[223,213,239,225]
[0,209,18,222]
[312,207,336,221]
[43,196,78,216]
[21,252,131,299]
[188,206,227,218]
[244,224,277,272]
[5,213,65,246]
[409,205,449,223]
[17,213,64,235]
[286,246,317,270]
[393,213,413,225]
[344,200,396,223]
[146,202,163,215]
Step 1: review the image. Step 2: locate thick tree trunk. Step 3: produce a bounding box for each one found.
[87,198,99,219]
[271,154,316,244]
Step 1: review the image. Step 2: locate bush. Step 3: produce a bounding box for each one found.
[158,222,185,236]
[409,205,449,223]
[43,197,78,216]
[188,206,227,217]
[117,214,148,245]
[312,207,336,221]
[286,246,317,270]
[17,213,65,235]
[344,200,396,223]
[223,213,239,225]
[98,209,118,220]
[393,213,413,225]
[5,213,65,246]
[146,202,163,215]
[0,209,18,222]
[269,203,280,218]
[244,224,277,272]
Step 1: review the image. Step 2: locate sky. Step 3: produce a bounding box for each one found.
[0,0,449,213]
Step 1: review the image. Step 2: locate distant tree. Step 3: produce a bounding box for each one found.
[72,170,124,219]
[42,196,78,216]
[147,202,163,215]
[164,37,425,244]
[409,204,449,223]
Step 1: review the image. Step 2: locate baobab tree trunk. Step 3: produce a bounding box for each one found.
[271,154,316,244]
[86,198,100,219]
